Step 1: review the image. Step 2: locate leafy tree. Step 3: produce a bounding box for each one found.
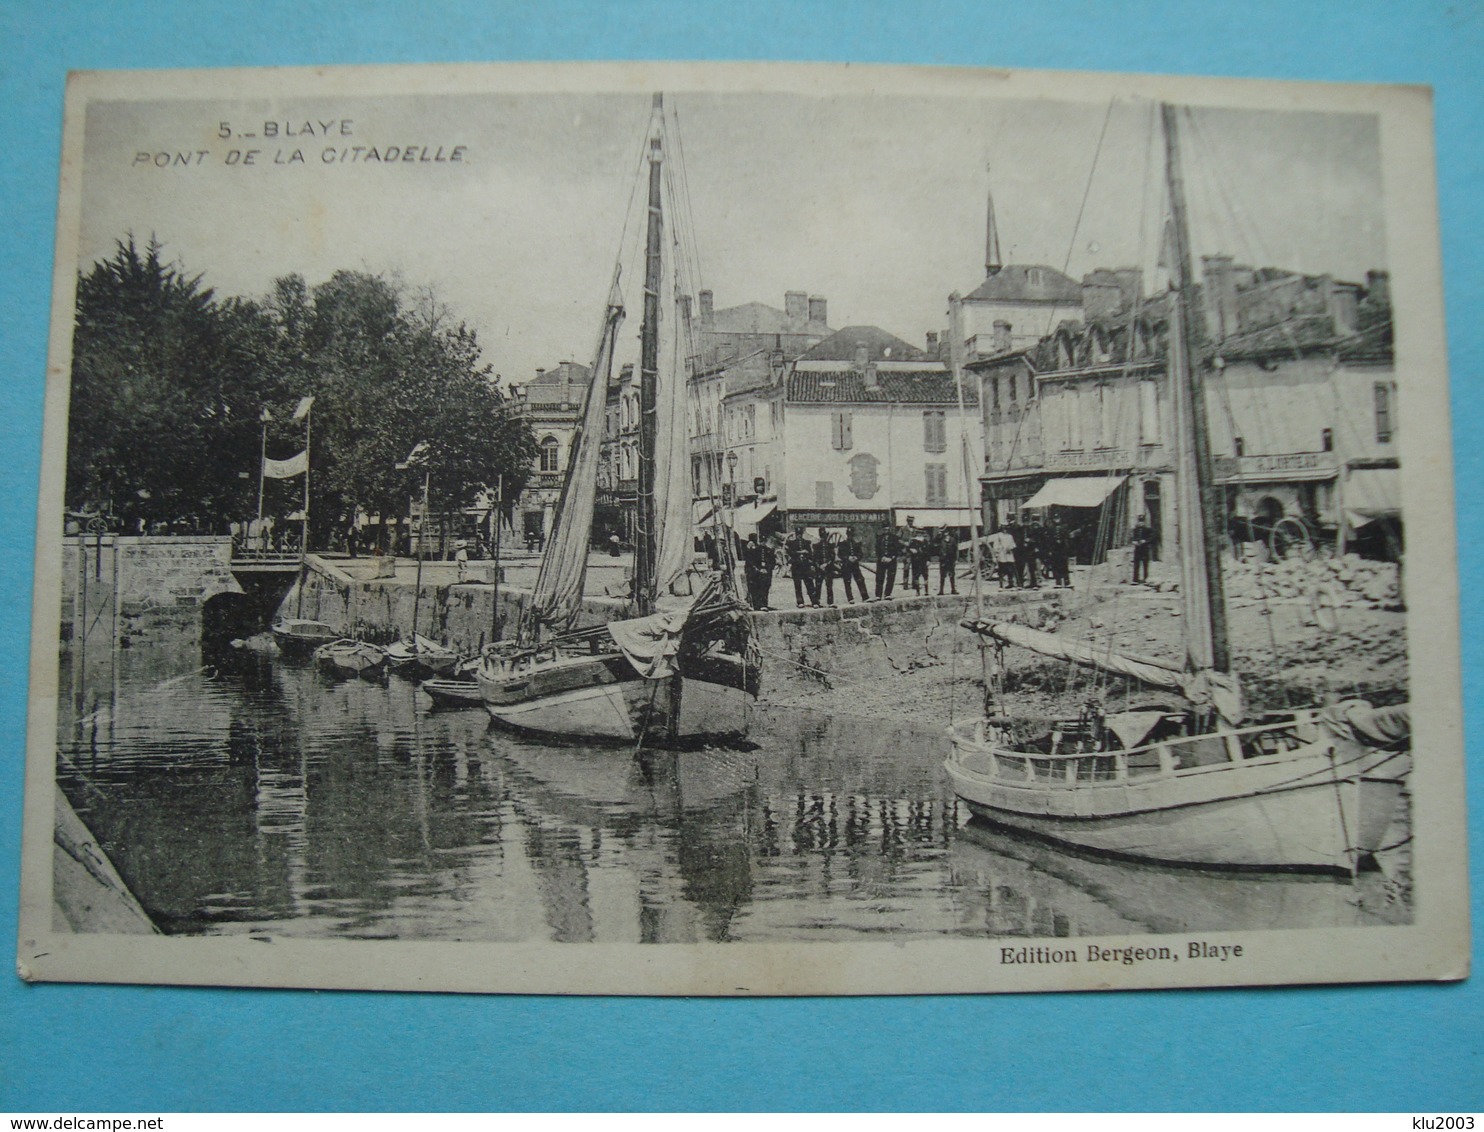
[67,236,282,530]
[66,240,535,546]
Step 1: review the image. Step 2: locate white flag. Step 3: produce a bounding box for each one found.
[292,395,316,421]
[263,450,308,479]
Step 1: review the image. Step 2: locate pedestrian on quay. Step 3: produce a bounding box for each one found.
[899,516,918,589]
[936,526,960,595]
[837,528,868,604]
[1013,518,1040,589]
[814,527,838,608]
[874,523,900,601]
[788,527,819,608]
[1131,514,1153,584]
[908,528,931,594]
[743,532,774,611]
[1045,520,1072,588]
[455,540,469,582]
[987,524,1016,588]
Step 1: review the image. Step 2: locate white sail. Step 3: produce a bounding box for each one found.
[527,274,625,633]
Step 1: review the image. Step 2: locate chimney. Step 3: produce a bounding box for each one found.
[1080,272,1122,321]
[993,320,1012,354]
[863,363,880,391]
[808,295,827,324]
[1366,269,1390,308]
[698,289,714,325]
[853,343,870,370]
[785,291,808,324]
[925,330,939,356]
[535,367,546,381]
[1113,267,1144,311]
[1201,255,1239,342]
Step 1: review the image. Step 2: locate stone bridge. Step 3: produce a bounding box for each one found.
[60,535,302,646]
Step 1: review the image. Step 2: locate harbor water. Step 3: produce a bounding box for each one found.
[56,632,1411,943]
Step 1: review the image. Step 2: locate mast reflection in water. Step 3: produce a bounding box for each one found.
[56,637,1409,943]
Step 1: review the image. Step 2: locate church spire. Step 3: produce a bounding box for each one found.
[985,165,1003,277]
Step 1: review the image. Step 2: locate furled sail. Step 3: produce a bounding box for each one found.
[964,619,1187,689]
[650,231,697,602]
[527,272,626,634]
[964,619,1245,723]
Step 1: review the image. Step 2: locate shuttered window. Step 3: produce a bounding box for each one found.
[831,410,853,450]
[925,464,948,506]
[1138,380,1159,446]
[923,410,947,453]
[1374,383,1393,443]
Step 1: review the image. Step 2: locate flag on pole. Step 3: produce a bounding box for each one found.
[397,441,431,470]
[260,407,273,422]
[263,450,309,479]
[292,395,316,421]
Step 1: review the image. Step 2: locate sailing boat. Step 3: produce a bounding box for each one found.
[943,104,1411,875]
[476,95,759,746]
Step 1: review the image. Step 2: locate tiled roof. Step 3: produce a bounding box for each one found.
[800,325,925,362]
[787,364,977,405]
[530,361,589,384]
[964,264,1083,304]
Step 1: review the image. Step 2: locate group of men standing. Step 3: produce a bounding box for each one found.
[734,520,963,611]
[982,517,1075,589]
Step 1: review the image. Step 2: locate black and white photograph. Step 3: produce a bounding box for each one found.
[18,62,1467,995]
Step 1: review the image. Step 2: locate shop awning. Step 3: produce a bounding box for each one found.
[730,500,778,531]
[896,507,978,527]
[1346,468,1401,526]
[1023,475,1127,509]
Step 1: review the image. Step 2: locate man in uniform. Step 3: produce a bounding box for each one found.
[873,523,900,601]
[987,524,1016,589]
[1131,514,1153,584]
[899,516,918,589]
[788,527,818,608]
[739,533,764,610]
[908,527,931,594]
[1013,517,1040,589]
[837,528,868,604]
[936,527,959,595]
[813,527,838,608]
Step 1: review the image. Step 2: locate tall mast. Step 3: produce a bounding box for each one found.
[635,92,664,616]
[1161,103,1230,673]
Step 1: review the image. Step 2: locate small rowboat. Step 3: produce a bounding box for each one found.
[314,639,387,679]
[384,633,460,678]
[271,618,340,658]
[421,677,484,709]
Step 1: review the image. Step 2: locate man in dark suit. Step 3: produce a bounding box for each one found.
[813,527,838,607]
[874,524,900,601]
[936,527,960,594]
[837,529,868,604]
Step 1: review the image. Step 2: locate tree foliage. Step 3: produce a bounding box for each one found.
[67,239,535,543]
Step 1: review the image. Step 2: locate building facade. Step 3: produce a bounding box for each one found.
[507,361,591,550]
[972,259,1397,563]
[724,325,980,554]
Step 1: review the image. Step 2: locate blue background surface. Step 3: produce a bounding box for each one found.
[1,0,1479,1112]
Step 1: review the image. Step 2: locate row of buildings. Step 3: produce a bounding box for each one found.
[508,186,1400,564]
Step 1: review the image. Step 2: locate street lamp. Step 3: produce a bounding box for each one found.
[726,449,738,502]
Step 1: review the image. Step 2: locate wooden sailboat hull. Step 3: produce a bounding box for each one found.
[479,651,754,744]
[945,716,1409,874]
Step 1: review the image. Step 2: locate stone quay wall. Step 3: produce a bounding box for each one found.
[287,556,1063,698]
[60,535,241,638]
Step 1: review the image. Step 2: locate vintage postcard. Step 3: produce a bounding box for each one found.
[17,61,1467,995]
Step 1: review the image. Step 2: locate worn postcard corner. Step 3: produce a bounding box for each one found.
[18,59,1467,997]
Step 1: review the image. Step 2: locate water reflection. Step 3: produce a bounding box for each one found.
[54,637,1410,943]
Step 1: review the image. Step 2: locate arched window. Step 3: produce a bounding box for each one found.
[538,436,560,473]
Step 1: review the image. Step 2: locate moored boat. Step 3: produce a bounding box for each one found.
[385,633,460,678]
[271,617,339,658]
[477,94,758,747]
[314,638,387,679]
[943,103,1410,876]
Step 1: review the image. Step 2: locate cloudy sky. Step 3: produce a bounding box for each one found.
[77,86,1387,386]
